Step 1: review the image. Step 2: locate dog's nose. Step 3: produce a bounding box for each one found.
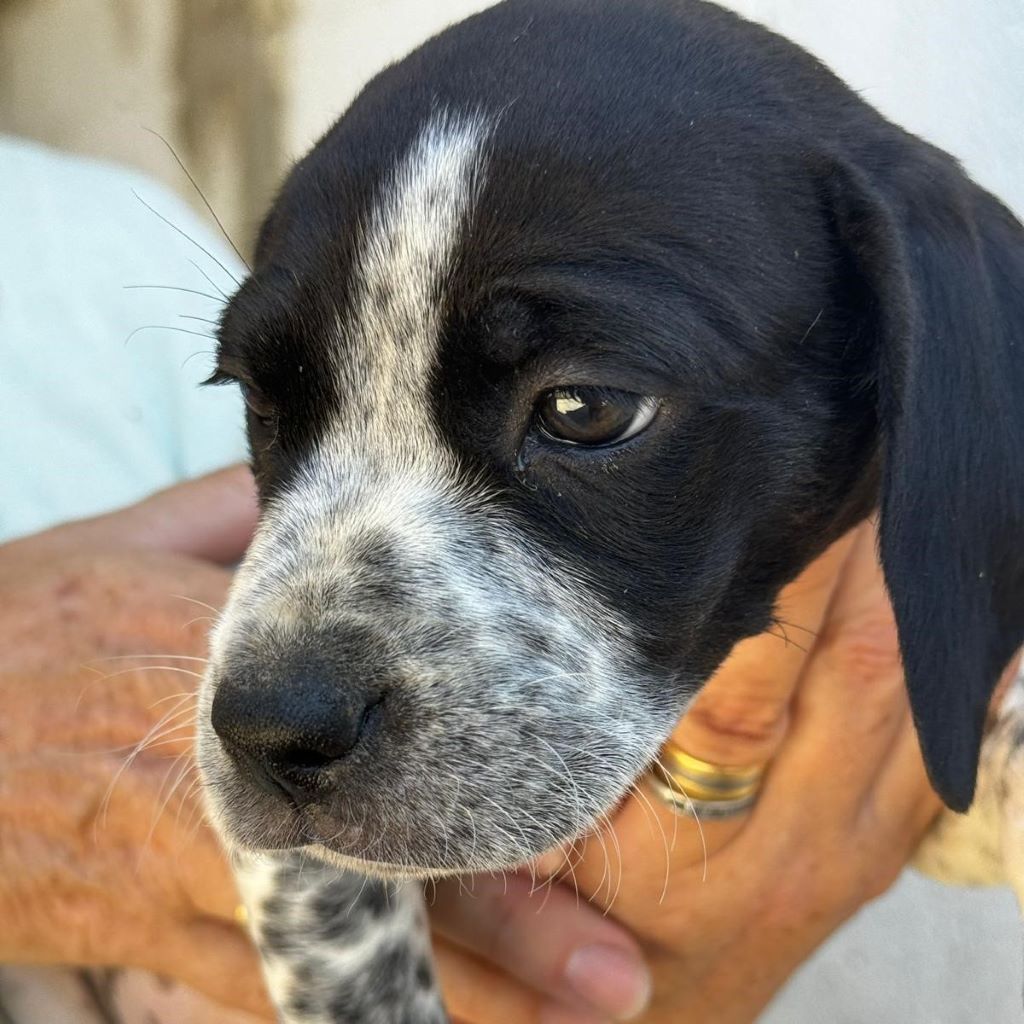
[211,667,382,801]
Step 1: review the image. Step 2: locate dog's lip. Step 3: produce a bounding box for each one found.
[307,841,449,880]
[308,822,565,879]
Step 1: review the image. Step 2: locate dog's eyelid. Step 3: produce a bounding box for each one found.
[205,361,278,425]
[239,380,278,423]
[203,352,262,391]
[201,368,238,388]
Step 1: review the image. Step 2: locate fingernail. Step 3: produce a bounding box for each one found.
[563,944,652,1021]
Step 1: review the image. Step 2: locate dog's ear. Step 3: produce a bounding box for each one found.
[827,140,1024,810]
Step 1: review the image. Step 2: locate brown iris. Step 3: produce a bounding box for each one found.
[536,387,658,446]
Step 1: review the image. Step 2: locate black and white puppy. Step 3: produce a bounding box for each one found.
[196,1,1024,1020]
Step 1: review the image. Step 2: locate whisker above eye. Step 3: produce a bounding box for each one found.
[169,594,224,616]
[141,125,251,273]
[131,187,242,289]
[124,284,225,303]
[83,664,205,682]
[123,324,216,348]
[84,653,210,664]
[189,258,230,300]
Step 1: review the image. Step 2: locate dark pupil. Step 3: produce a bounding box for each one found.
[541,389,635,444]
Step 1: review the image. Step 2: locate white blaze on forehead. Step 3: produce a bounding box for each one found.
[338,108,491,447]
[214,109,496,632]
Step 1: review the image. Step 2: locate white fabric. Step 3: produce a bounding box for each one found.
[0,135,246,541]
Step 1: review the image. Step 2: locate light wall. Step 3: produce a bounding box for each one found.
[2,0,1020,253]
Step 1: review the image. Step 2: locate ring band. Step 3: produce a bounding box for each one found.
[648,740,766,819]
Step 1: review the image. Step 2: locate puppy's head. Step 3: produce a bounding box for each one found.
[197,0,1024,875]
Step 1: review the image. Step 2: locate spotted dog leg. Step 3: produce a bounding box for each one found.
[234,851,448,1024]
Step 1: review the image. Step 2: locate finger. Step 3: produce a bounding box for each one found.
[157,918,274,1019]
[864,707,942,839]
[433,936,610,1024]
[21,466,258,564]
[833,709,944,906]
[431,872,651,1021]
[434,935,545,1024]
[762,522,910,819]
[674,528,859,767]
[989,650,1023,722]
[122,466,258,562]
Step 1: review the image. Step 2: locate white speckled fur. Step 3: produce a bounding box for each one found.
[915,665,1024,898]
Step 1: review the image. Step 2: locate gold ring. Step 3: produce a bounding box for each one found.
[648,740,766,819]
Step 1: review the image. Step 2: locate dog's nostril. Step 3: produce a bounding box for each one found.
[211,674,387,799]
[277,746,337,772]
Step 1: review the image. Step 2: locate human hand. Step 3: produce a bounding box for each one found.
[0,467,274,1018]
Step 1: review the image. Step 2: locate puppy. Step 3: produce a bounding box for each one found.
[196,1,1024,1020]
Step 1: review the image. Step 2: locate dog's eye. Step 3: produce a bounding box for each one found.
[240,383,277,428]
[536,387,658,446]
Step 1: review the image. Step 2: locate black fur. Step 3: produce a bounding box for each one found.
[214,0,1024,811]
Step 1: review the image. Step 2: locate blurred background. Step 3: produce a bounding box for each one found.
[2,1,1022,1021]
[3,0,1020,255]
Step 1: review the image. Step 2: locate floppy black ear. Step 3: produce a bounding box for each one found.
[828,141,1024,810]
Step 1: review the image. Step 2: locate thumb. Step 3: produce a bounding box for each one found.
[124,465,258,562]
[17,466,258,564]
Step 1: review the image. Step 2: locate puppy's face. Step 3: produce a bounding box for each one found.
[198,0,1024,870]
[198,108,873,875]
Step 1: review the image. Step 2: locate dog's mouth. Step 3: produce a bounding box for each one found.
[232,806,636,885]
[201,701,671,884]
